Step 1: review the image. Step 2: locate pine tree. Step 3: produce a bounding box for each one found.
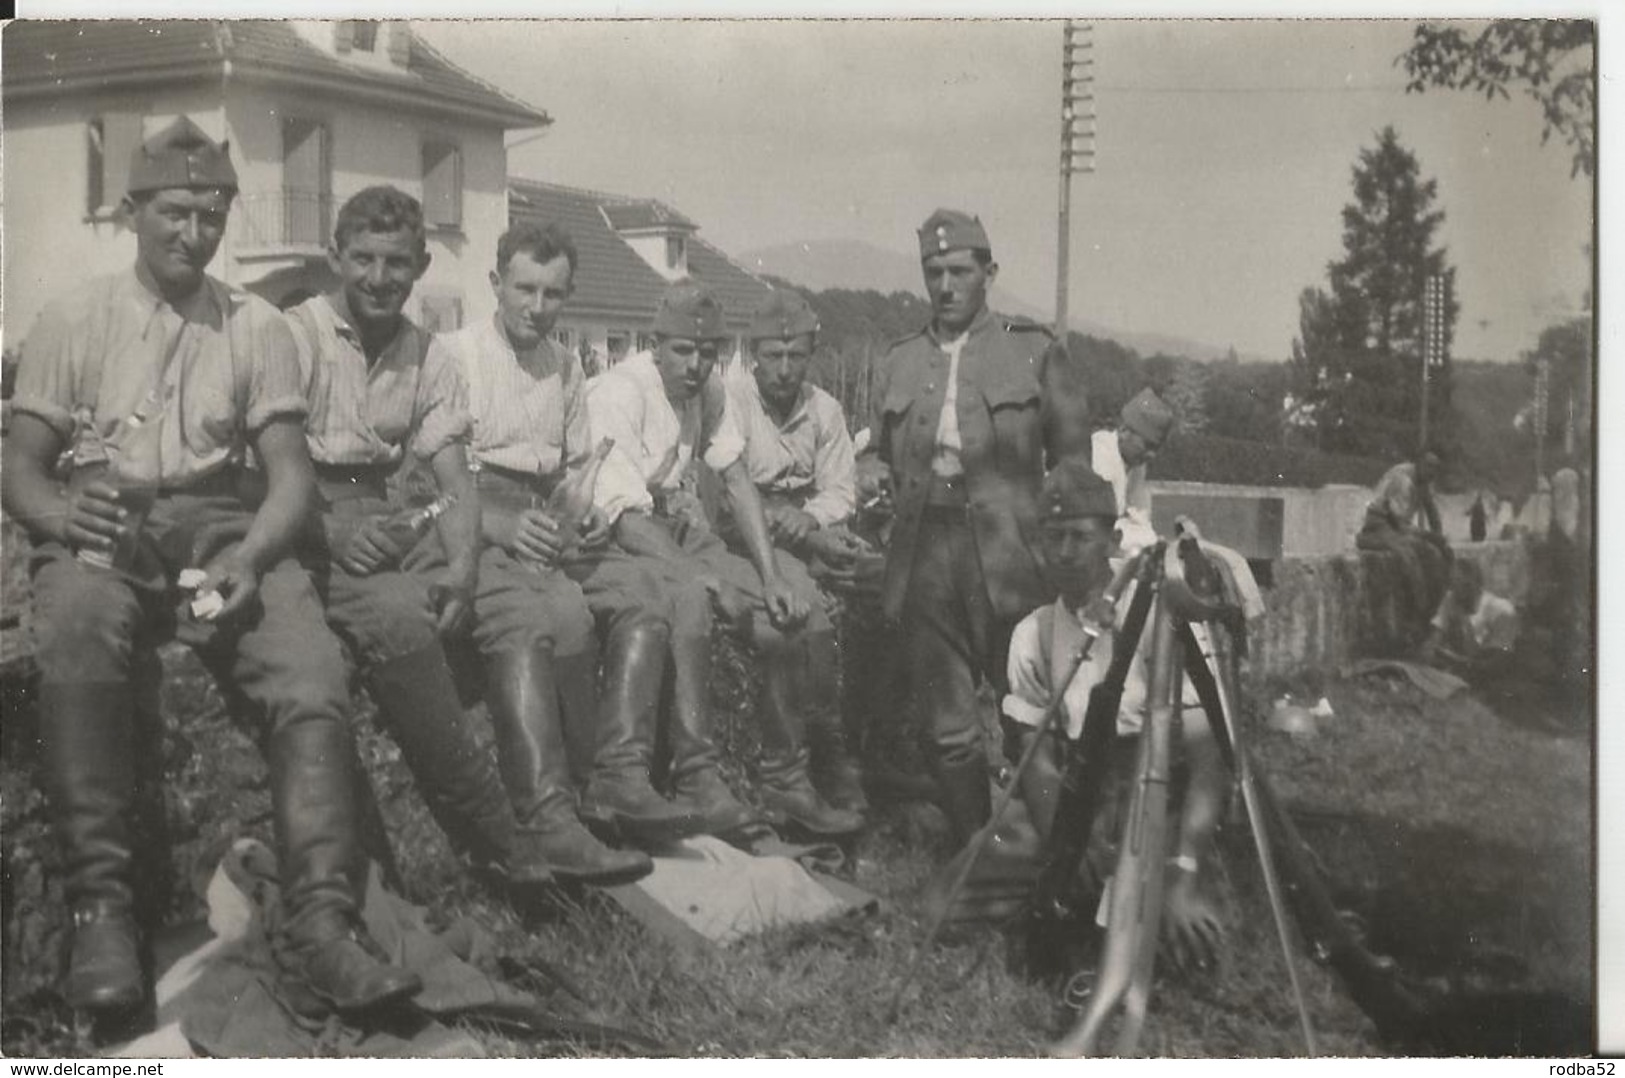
[1290,126,1458,458]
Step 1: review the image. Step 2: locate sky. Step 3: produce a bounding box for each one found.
[417,17,1594,363]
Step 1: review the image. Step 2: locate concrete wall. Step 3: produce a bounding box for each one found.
[1148,479,1372,558]
[1252,540,1531,679]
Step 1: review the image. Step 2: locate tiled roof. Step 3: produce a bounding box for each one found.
[601,201,697,233]
[2,20,550,128]
[508,178,772,333]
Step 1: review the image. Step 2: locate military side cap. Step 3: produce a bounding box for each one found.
[1121,387,1175,448]
[651,280,727,340]
[1042,458,1118,521]
[126,116,239,196]
[748,290,820,340]
[917,208,991,258]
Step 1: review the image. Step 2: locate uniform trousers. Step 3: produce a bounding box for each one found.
[899,504,1018,759]
[32,492,351,732]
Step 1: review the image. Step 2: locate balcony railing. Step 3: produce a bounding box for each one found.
[235,189,333,252]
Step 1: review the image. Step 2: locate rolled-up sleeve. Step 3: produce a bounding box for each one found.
[804,395,857,527]
[586,372,653,522]
[10,299,85,439]
[243,305,309,433]
[1001,611,1051,729]
[410,335,472,460]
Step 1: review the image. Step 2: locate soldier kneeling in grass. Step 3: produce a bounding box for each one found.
[928,459,1227,971]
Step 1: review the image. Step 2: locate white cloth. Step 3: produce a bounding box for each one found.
[1090,428,1156,553]
[585,349,745,522]
[931,331,968,478]
[723,359,857,527]
[1003,589,1200,740]
[441,315,591,478]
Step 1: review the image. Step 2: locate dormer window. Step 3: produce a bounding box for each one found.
[349,22,378,52]
[666,235,685,271]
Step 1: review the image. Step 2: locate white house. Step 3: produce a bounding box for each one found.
[2,19,550,340]
[507,178,774,370]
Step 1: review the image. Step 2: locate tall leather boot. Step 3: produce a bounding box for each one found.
[37,682,145,1012]
[578,619,704,846]
[486,643,652,886]
[366,643,549,886]
[756,633,864,837]
[268,717,422,1016]
[802,630,869,815]
[932,743,993,848]
[665,616,758,837]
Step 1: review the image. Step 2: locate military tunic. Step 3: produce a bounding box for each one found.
[867,306,1086,757]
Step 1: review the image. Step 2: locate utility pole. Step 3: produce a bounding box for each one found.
[1056,20,1095,338]
[1420,274,1445,452]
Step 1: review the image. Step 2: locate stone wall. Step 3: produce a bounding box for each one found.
[1252,540,1531,679]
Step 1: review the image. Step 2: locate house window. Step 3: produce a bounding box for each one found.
[665,235,685,270]
[350,22,378,51]
[606,333,631,364]
[282,117,331,246]
[552,328,574,349]
[421,141,462,230]
[636,333,657,354]
[87,113,143,216]
[420,294,463,333]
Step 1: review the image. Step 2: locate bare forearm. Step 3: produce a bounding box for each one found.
[723,461,780,584]
[240,418,318,574]
[1018,730,1065,845]
[1,433,71,544]
[431,446,480,571]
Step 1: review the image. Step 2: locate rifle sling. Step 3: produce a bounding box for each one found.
[1028,567,1159,919]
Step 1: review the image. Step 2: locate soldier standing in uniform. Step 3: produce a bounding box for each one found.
[2,120,420,1016]
[587,281,862,837]
[722,290,870,815]
[857,208,1091,846]
[439,220,700,857]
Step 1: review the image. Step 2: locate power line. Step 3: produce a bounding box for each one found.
[1098,83,1412,94]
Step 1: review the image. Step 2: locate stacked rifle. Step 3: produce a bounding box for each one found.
[893,532,1572,1056]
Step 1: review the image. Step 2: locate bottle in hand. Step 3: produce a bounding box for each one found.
[531,437,614,563]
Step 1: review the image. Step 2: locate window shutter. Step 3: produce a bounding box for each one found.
[421,142,462,229]
[283,117,331,245]
[93,113,143,212]
[386,22,412,66]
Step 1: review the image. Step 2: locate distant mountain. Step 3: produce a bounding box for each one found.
[739,238,1272,364]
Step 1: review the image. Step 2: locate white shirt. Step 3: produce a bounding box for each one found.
[931,331,968,478]
[441,315,590,478]
[585,349,745,522]
[1004,587,1201,740]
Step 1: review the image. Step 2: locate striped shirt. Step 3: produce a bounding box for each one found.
[441,315,590,479]
[286,292,469,466]
[723,360,856,527]
[11,268,306,485]
[586,349,744,522]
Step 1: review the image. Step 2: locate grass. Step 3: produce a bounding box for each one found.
[0,636,1593,1058]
